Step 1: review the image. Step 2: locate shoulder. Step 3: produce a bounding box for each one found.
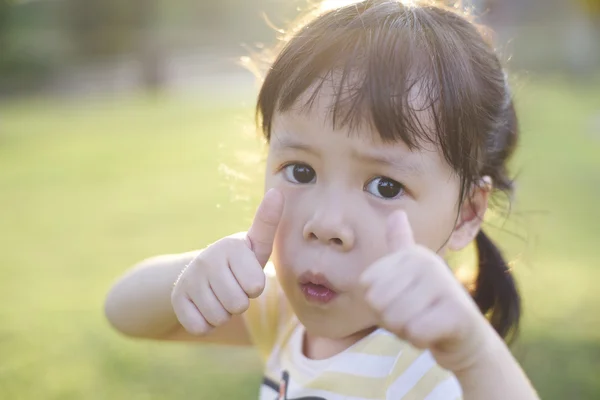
[243,264,294,361]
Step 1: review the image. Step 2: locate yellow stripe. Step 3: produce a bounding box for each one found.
[401,366,453,400]
[278,318,299,355]
[349,333,408,356]
[306,372,388,398]
[243,274,282,362]
[280,340,294,370]
[388,346,427,382]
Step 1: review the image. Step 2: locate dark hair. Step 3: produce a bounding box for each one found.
[248,0,521,341]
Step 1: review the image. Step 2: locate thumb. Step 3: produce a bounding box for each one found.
[246,188,285,267]
[386,210,415,253]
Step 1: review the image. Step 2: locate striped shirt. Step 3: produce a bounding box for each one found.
[244,267,463,400]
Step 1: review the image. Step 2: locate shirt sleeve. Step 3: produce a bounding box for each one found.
[386,348,463,400]
[242,263,293,362]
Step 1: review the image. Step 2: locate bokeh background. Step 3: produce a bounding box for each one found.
[1,0,598,399]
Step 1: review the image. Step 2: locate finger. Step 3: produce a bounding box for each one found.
[359,254,397,288]
[363,260,417,313]
[209,265,251,314]
[386,210,415,253]
[172,296,213,336]
[364,273,402,314]
[229,245,266,298]
[381,276,436,336]
[189,283,231,327]
[359,250,413,288]
[246,188,284,267]
[403,300,452,350]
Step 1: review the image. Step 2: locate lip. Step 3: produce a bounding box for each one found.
[298,271,339,304]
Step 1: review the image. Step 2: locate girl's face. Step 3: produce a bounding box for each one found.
[264,85,484,340]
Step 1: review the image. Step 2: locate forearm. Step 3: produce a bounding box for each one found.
[456,328,538,400]
[104,251,199,338]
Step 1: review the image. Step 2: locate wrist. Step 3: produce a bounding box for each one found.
[454,321,505,377]
[451,323,539,400]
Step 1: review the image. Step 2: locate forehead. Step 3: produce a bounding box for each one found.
[271,77,440,156]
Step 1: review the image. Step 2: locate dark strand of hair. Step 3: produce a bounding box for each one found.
[474,230,521,342]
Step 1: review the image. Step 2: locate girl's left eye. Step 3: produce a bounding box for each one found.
[365,177,405,199]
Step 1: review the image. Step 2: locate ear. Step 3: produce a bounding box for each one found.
[447,176,492,251]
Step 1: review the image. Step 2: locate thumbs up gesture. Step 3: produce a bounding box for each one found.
[359,211,491,372]
[171,189,284,336]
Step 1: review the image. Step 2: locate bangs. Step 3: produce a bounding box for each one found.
[258,1,437,148]
[254,0,502,194]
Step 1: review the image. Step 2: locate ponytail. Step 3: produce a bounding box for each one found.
[473,230,521,342]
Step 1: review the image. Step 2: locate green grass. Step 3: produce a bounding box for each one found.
[0,75,599,399]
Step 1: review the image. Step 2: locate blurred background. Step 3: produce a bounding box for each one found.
[0,0,598,399]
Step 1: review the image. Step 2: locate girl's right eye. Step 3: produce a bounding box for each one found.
[282,163,316,184]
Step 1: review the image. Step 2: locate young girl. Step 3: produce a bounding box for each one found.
[105,1,540,399]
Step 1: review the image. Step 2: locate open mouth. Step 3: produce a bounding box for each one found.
[298,272,338,304]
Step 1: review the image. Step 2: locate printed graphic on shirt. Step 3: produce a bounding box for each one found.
[262,371,326,400]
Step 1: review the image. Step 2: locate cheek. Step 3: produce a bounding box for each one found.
[271,228,295,293]
[270,188,305,265]
[272,215,293,264]
[357,208,396,263]
[409,200,458,252]
[263,172,277,194]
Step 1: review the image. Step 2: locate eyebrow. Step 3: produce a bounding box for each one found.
[270,136,424,176]
[270,136,313,154]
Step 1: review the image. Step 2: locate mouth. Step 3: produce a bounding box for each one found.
[298,272,339,304]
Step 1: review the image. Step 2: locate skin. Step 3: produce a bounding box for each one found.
[104,86,539,399]
[265,105,473,356]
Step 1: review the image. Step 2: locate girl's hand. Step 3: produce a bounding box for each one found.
[171,189,284,336]
[359,211,493,373]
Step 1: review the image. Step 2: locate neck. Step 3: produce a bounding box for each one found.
[302,326,377,360]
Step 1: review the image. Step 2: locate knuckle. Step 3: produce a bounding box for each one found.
[365,290,381,311]
[186,321,211,336]
[404,320,433,349]
[382,312,401,332]
[181,260,210,285]
[171,292,190,312]
[410,337,428,349]
[193,257,213,276]
[220,236,244,250]
[208,311,230,327]
[228,296,250,314]
[216,315,231,327]
[245,279,265,298]
[192,245,232,273]
[404,322,419,342]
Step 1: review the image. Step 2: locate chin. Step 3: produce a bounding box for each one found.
[302,319,352,339]
[292,306,371,339]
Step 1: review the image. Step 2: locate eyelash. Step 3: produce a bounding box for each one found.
[281,162,316,184]
[279,162,406,200]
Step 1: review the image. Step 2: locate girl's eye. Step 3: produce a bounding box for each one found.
[365,177,405,199]
[282,163,316,184]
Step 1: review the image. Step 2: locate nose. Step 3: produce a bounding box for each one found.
[303,198,355,251]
